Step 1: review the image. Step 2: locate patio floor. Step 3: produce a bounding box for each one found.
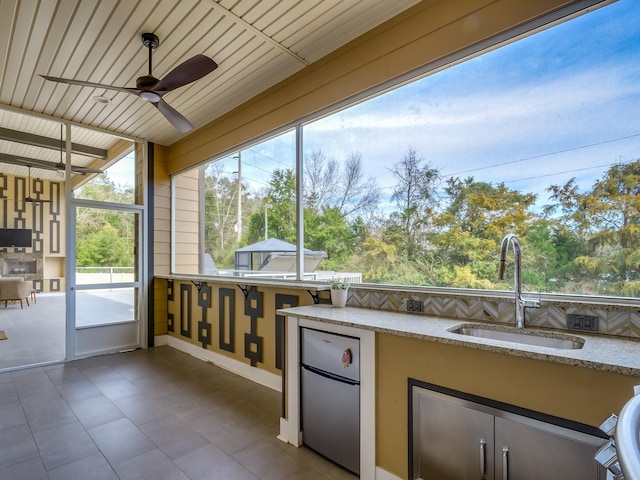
[0,289,135,371]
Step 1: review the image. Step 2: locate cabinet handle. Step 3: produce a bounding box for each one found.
[479,438,487,479]
[502,446,509,480]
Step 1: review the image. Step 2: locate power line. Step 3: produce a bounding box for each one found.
[443,133,640,178]
[244,147,294,169]
[503,162,617,185]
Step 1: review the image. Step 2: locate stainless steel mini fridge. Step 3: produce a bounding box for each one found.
[300,327,360,474]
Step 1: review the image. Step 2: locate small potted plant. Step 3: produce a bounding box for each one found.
[329,277,349,307]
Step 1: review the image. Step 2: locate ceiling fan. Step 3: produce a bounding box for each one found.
[24,166,50,204]
[8,125,103,175]
[54,124,103,175]
[40,33,218,133]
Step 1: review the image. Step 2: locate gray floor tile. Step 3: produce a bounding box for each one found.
[113,448,189,480]
[32,421,98,470]
[47,452,118,480]
[114,393,172,425]
[0,346,360,479]
[93,377,142,401]
[45,364,88,385]
[88,417,155,464]
[0,424,39,468]
[0,381,19,407]
[69,394,124,428]
[231,442,315,480]
[0,401,27,430]
[139,415,211,460]
[175,444,259,480]
[22,397,77,432]
[56,378,102,403]
[197,414,262,456]
[79,364,123,383]
[0,456,48,480]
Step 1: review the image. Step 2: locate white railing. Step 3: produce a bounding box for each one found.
[76,267,135,285]
[203,268,362,284]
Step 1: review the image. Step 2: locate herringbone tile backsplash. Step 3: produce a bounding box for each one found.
[346,288,639,339]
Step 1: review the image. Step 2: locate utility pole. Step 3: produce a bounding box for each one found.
[236,153,242,243]
[264,204,272,240]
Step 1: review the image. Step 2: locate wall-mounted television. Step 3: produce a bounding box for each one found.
[0,228,33,248]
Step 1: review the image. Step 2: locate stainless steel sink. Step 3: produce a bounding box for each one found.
[448,324,584,350]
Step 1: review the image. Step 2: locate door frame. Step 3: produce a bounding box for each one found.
[63,125,147,360]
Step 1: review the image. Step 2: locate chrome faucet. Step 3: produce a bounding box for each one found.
[498,234,540,328]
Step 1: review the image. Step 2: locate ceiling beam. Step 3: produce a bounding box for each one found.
[0,127,107,159]
[0,152,62,171]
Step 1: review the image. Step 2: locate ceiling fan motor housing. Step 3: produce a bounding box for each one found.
[136,75,160,89]
[141,32,159,49]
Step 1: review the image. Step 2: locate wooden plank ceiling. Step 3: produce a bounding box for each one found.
[0,0,419,180]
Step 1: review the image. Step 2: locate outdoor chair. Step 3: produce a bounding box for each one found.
[0,277,33,308]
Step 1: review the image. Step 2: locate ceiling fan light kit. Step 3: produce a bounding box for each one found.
[40,32,218,133]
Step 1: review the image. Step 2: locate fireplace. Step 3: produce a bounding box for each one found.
[3,258,37,275]
[0,253,43,281]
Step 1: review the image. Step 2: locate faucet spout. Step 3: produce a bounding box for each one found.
[498,234,539,328]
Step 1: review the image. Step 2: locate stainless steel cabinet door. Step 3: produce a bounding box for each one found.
[494,416,601,480]
[301,367,360,474]
[415,393,494,479]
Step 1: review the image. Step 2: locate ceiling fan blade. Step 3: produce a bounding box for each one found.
[154,98,193,133]
[69,166,103,174]
[153,54,218,93]
[8,158,102,175]
[40,75,138,96]
[10,157,60,172]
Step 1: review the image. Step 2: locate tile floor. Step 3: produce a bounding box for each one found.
[0,346,358,479]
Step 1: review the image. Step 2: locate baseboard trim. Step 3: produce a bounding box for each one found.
[158,335,281,392]
[154,335,168,346]
[376,467,402,480]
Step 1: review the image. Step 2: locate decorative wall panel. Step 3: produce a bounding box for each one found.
[179,283,192,338]
[219,288,235,352]
[243,286,263,367]
[0,173,64,292]
[167,280,174,332]
[196,283,212,349]
[275,294,298,372]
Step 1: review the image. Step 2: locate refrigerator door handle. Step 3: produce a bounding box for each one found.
[302,364,360,386]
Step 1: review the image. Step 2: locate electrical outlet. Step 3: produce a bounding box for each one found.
[407,300,424,313]
[566,314,599,332]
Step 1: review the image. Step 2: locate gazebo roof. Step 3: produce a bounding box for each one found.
[236,238,303,253]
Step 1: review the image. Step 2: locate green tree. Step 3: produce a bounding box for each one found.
[76,223,131,267]
[546,161,640,295]
[74,177,135,267]
[388,148,440,258]
[305,207,356,266]
[428,178,538,289]
[247,168,296,243]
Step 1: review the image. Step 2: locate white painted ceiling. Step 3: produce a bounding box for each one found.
[0,0,420,181]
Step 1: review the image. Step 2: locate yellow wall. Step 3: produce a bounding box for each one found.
[377,333,638,478]
[164,0,578,175]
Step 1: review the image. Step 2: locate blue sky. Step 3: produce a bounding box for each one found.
[201,0,640,212]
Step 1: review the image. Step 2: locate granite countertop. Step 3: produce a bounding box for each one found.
[278,304,640,377]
